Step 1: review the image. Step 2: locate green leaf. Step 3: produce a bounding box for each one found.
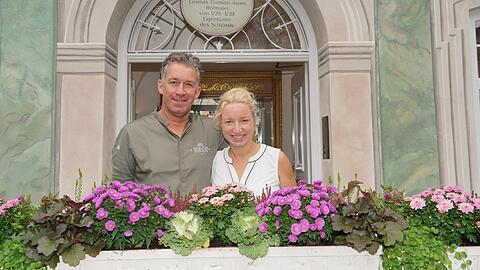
[381,221,404,246]
[345,230,371,251]
[37,237,64,256]
[332,215,353,233]
[62,244,86,267]
[84,240,105,258]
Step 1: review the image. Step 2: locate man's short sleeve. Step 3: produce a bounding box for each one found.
[112,127,136,181]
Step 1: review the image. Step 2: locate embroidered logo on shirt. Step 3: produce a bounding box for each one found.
[191,142,210,155]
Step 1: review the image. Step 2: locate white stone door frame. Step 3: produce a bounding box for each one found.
[117,0,322,180]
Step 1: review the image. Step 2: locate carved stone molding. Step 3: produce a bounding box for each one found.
[431,0,480,191]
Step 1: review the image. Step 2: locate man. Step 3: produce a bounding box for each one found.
[112,52,225,195]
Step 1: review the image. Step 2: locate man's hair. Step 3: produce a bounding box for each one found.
[160,52,201,85]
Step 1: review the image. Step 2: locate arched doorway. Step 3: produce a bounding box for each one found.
[116,0,321,179]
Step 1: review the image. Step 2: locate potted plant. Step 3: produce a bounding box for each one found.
[382,185,480,270]
[0,196,47,270]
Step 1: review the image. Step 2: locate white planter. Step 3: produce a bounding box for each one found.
[450,247,480,270]
[53,246,382,270]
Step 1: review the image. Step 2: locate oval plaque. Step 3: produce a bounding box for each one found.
[181,0,254,36]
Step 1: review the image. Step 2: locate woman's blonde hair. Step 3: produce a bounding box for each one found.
[214,87,258,128]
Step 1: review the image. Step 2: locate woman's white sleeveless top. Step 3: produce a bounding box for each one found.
[211,144,280,197]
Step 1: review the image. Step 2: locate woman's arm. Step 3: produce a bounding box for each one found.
[278,151,297,188]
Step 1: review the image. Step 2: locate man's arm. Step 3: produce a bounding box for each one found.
[112,127,136,181]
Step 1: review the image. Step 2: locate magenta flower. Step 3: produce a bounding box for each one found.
[315,217,325,230]
[95,198,104,209]
[162,209,173,218]
[273,206,282,216]
[153,197,161,204]
[291,223,302,236]
[138,208,150,219]
[299,219,309,233]
[129,212,140,224]
[275,220,280,230]
[84,194,95,202]
[320,204,330,215]
[309,209,320,218]
[126,199,136,212]
[309,223,317,231]
[96,208,108,220]
[259,222,268,233]
[156,229,164,238]
[290,200,302,210]
[124,229,133,237]
[105,220,116,232]
[86,220,93,228]
[310,200,319,207]
[288,234,298,243]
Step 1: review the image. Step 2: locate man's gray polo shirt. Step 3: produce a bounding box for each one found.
[112,112,225,195]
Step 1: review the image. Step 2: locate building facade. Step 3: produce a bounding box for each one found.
[1,0,480,201]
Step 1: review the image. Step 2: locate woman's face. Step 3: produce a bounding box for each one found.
[220,103,255,149]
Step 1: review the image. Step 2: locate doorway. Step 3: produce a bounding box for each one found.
[131,62,303,151]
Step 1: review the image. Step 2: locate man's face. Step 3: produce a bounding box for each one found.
[157,62,201,118]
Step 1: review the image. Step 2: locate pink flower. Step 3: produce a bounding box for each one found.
[189,194,199,203]
[259,222,268,233]
[86,220,93,228]
[156,229,164,238]
[476,221,480,228]
[198,197,209,204]
[202,186,218,197]
[124,229,133,237]
[431,195,444,203]
[220,193,234,201]
[458,203,474,214]
[472,198,480,210]
[409,197,426,210]
[210,197,224,206]
[436,199,454,213]
[275,220,280,230]
[105,220,116,232]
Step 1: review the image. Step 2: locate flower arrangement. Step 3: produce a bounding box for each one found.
[257,180,337,246]
[403,184,480,246]
[22,195,101,268]
[159,210,212,256]
[188,183,255,245]
[83,180,175,250]
[0,196,45,270]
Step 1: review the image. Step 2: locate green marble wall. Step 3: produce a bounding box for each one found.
[0,0,55,200]
[376,0,440,194]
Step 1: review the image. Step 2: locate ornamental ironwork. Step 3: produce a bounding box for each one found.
[128,0,306,52]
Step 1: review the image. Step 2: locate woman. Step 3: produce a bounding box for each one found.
[211,88,296,196]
